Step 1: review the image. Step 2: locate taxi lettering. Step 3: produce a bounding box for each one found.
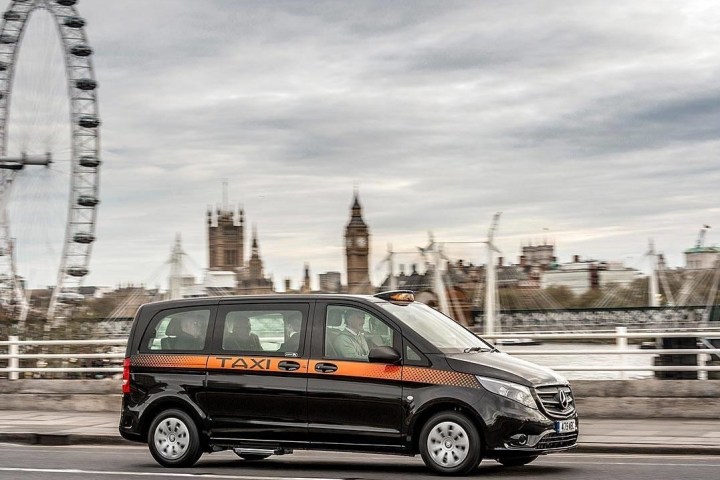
[214,356,272,370]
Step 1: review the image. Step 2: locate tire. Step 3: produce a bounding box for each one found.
[236,453,271,461]
[419,411,482,475]
[498,455,538,467]
[148,409,203,468]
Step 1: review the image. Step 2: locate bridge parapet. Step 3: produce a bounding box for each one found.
[474,306,719,332]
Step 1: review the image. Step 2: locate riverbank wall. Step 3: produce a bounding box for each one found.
[1,379,719,418]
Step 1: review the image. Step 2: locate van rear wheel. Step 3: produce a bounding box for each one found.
[419,411,482,475]
[148,409,203,468]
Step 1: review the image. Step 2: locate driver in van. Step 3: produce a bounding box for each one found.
[333,309,370,359]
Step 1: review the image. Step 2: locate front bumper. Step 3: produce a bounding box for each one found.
[471,392,578,455]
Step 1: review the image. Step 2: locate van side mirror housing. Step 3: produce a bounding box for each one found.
[368,346,402,364]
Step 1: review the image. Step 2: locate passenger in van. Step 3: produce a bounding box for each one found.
[325,310,344,358]
[224,314,262,351]
[333,309,370,360]
[162,315,205,351]
[279,312,302,353]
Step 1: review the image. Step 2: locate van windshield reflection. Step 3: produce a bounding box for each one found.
[378,302,493,353]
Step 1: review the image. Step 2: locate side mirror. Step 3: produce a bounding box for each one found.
[368,346,402,364]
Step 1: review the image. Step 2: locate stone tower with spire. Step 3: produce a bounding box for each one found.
[237,225,274,294]
[248,225,263,280]
[345,190,372,293]
[207,204,244,272]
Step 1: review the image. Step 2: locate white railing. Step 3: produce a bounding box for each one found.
[0,336,127,379]
[486,327,720,378]
[1,328,720,379]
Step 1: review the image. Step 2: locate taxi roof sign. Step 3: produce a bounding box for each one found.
[374,290,415,302]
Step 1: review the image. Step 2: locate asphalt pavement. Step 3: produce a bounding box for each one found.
[2,411,720,455]
[1,444,719,480]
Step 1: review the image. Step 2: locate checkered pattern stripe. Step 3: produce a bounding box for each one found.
[403,366,481,389]
[310,360,479,388]
[131,354,207,369]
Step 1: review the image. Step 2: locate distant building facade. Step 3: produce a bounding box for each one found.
[319,271,342,293]
[685,246,720,270]
[541,255,641,294]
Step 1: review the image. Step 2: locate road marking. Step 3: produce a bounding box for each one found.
[0,468,346,480]
[546,461,720,467]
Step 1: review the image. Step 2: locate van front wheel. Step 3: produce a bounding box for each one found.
[148,409,203,468]
[419,411,482,475]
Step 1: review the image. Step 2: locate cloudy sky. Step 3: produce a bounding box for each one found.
[3,0,719,290]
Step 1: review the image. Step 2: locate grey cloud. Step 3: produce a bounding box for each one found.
[3,0,718,289]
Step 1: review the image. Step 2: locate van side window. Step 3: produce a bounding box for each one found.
[221,308,305,355]
[142,309,211,352]
[324,305,395,361]
[405,342,428,366]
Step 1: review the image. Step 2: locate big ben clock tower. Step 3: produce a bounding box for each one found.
[345,191,371,293]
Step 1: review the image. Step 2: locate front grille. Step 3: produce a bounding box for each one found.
[536,431,578,450]
[535,385,575,417]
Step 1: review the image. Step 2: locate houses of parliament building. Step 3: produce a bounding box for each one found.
[206,192,373,295]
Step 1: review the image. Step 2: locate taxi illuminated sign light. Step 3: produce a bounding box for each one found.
[374,290,415,302]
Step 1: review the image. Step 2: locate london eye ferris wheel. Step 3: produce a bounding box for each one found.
[0,0,100,321]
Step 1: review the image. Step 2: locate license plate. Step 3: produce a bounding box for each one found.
[555,419,577,433]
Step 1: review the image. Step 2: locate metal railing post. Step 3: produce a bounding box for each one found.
[616,327,627,380]
[8,335,18,380]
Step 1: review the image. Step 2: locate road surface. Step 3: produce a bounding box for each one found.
[0,443,718,479]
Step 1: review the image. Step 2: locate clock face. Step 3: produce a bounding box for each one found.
[346,238,353,248]
[357,237,367,248]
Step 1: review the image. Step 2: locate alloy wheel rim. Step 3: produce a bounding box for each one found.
[153,417,190,460]
[426,420,470,468]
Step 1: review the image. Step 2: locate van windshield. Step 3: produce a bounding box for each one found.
[378,301,493,353]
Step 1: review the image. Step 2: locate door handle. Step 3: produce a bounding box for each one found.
[278,361,301,372]
[315,362,337,373]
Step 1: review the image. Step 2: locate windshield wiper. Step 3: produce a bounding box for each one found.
[463,346,496,353]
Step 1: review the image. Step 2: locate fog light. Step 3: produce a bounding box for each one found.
[509,434,528,446]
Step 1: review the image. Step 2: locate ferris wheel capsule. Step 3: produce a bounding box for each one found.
[63,16,85,28]
[75,78,97,90]
[79,155,100,167]
[73,232,95,244]
[56,1,78,6]
[77,195,99,207]
[3,11,22,21]
[78,115,100,128]
[70,44,92,56]
[66,267,88,277]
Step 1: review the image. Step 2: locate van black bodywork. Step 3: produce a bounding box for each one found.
[119,294,577,472]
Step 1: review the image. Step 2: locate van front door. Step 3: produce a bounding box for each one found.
[307,302,404,448]
[205,302,312,444]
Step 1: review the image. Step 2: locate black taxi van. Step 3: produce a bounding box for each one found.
[119,291,578,475]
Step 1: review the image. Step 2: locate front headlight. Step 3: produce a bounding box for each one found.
[476,376,537,410]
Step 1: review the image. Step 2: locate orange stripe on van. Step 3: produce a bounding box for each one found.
[310,360,402,381]
[308,360,480,389]
[131,354,478,388]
